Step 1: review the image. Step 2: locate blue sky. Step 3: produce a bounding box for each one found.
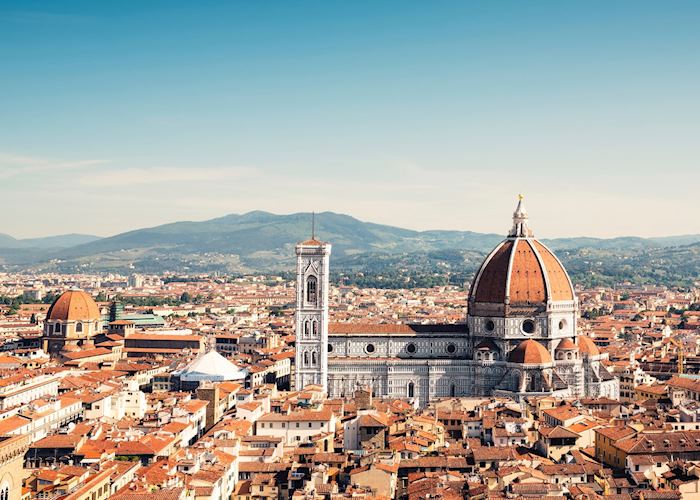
[1,1,698,238]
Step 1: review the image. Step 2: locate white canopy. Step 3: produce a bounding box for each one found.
[178,350,247,382]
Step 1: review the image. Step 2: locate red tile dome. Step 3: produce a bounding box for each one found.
[577,335,600,356]
[555,338,578,351]
[508,339,552,364]
[46,290,100,321]
[469,198,574,307]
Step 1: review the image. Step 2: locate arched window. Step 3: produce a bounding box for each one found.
[312,321,318,336]
[450,384,456,397]
[54,323,61,333]
[306,276,318,304]
[303,351,309,366]
[304,321,310,337]
[76,322,83,333]
[312,351,317,366]
[408,382,415,398]
[0,485,8,500]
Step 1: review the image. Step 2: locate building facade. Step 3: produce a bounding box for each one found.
[295,199,619,406]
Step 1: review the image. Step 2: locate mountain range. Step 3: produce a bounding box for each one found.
[1,211,699,287]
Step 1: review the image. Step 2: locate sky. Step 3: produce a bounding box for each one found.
[1,0,699,239]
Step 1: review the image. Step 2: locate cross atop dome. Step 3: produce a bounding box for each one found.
[509,194,534,238]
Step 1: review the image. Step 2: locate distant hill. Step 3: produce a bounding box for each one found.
[0,233,101,249]
[0,212,698,287]
[45,211,506,267]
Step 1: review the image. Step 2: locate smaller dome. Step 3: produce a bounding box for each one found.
[555,338,578,351]
[47,290,100,321]
[508,339,552,364]
[61,344,81,353]
[577,336,600,356]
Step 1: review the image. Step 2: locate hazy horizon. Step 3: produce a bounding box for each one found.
[3,208,700,242]
[2,1,699,239]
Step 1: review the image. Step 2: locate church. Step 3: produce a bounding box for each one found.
[294,198,619,407]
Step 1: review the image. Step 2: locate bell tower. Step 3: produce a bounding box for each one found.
[294,220,331,392]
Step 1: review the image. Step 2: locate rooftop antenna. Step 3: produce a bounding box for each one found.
[311,211,315,240]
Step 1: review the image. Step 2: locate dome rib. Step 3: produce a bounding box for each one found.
[532,240,574,301]
[508,240,547,305]
[471,240,513,304]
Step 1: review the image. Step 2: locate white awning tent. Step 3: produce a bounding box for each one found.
[177,349,248,382]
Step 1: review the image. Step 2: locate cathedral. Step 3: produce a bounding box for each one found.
[294,198,619,406]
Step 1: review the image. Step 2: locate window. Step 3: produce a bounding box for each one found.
[306,276,318,304]
[311,351,317,366]
[76,322,83,333]
[408,382,415,398]
[522,320,536,334]
[55,323,62,333]
[485,320,495,332]
[327,343,333,353]
[308,422,312,428]
[312,321,318,336]
[296,423,300,428]
[406,343,416,354]
[304,321,310,337]
[365,344,375,354]
[446,343,456,354]
[303,351,309,366]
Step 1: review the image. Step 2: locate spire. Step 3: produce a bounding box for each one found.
[311,211,315,240]
[509,194,534,237]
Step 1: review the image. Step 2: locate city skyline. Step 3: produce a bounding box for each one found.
[2,1,699,238]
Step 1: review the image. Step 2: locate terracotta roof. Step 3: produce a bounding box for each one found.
[62,348,112,360]
[577,336,600,356]
[508,339,552,364]
[470,238,574,306]
[125,333,202,342]
[472,240,513,304]
[328,323,468,335]
[532,240,574,301]
[299,238,325,246]
[555,338,578,351]
[539,425,580,439]
[46,290,100,321]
